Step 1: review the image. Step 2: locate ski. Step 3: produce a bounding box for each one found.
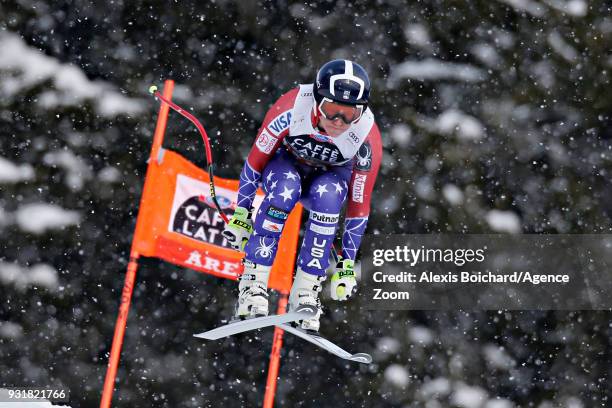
[277,323,372,364]
[194,305,317,340]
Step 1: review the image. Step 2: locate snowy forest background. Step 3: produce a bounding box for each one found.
[1,0,612,407]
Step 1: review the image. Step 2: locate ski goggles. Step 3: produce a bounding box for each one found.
[318,98,364,125]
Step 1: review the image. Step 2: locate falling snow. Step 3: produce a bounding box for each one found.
[1,1,611,407]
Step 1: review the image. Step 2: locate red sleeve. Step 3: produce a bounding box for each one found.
[346,122,382,218]
[245,87,299,173]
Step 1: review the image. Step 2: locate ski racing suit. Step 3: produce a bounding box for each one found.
[237,84,382,277]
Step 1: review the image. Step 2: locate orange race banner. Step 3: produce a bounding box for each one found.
[130,148,301,293]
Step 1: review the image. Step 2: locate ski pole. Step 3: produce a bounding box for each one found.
[148,85,230,224]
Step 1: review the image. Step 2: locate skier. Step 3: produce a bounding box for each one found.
[222,59,382,332]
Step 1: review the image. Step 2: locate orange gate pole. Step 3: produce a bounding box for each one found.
[100,255,140,408]
[263,293,289,408]
[100,80,175,408]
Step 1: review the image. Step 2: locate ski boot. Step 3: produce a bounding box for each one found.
[234,262,271,320]
[288,267,326,332]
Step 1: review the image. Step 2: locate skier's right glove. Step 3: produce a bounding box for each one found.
[330,257,357,301]
[222,206,253,251]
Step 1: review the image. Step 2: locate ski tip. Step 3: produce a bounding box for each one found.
[148,85,158,94]
[350,353,373,364]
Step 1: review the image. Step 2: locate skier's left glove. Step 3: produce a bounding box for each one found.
[330,257,356,301]
[222,206,253,251]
